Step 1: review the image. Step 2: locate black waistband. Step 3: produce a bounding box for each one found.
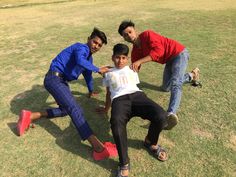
[46,71,64,78]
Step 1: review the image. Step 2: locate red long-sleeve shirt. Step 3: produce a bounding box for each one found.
[131,30,185,64]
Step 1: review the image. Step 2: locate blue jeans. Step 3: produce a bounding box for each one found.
[162,48,191,114]
[44,74,93,140]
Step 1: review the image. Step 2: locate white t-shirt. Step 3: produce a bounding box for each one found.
[103,66,142,101]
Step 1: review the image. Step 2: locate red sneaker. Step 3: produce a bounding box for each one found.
[93,142,118,160]
[104,142,118,157]
[93,147,110,161]
[17,110,31,136]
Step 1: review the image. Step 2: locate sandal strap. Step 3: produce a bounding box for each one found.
[119,164,130,170]
[156,145,162,155]
[144,142,168,161]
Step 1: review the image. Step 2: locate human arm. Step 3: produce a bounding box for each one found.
[130,30,165,72]
[75,48,113,74]
[130,55,153,72]
[96,87,111,114]
[98,65,113,74]
[75,52,100,73]
[82,70,100,98]
[88,91,99,98]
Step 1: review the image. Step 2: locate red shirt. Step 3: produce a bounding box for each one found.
[131,30,185,64]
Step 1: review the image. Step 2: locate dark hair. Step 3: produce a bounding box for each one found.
[113,43,129,56]
[90,27,107,44]
[118,20,135,36]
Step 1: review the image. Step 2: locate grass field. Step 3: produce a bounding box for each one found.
[0,0,235,176]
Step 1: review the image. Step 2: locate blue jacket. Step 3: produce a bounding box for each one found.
[49,43,99,92]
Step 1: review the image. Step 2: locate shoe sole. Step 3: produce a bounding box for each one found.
[164,114,178,130]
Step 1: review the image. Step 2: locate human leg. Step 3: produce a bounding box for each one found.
[44,75,93,140]
[131,92,168,161]
[17,95,68,136]
[167,49,189,114]
[162,62,172,92]
[110,95,131,176]
[46,105,67,118]
[131,92,167,143]
[30,111,48,121]
[44,75,109,154]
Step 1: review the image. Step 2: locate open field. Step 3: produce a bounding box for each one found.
[0,0,235,176]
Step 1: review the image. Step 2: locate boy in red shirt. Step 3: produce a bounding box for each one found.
[118,20,200,130]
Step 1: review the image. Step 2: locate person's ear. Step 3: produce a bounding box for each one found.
[112,55,115,61]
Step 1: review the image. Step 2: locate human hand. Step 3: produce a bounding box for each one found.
[130,61,141,72]
[95,105,108,114]
[98,65,113,74]
[88,91,99,98]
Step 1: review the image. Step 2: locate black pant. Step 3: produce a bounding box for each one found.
[110,91,167,166]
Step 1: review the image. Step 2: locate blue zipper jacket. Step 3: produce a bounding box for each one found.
[49,43,99,92]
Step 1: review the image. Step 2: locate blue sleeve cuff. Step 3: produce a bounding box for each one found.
[94,66,99,73]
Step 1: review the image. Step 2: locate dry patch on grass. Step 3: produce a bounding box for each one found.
[5,0,232,43]
[225,132,236,151]
[0,0,75,7]
[192,128,214,139]
[0,39,38,56]
[157,0,236,11]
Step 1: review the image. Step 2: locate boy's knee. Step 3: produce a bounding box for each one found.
[170,79,183,89]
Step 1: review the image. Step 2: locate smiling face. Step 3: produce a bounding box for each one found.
[112,54,129,69]
[87,36,103,54]
[122,26,138,44]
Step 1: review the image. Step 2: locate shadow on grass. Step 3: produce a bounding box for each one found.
[0,0,78,9]
[7,122,18,136]
[138,81,163,92]
[9,82,119,175]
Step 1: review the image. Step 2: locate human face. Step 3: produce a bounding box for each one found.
[112,54,128,69]
[122,26,137,44]
[87,36,103,54]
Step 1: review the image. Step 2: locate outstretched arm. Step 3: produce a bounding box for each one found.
[98,65,113,74]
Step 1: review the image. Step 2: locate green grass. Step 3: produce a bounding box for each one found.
[0,0,235,176]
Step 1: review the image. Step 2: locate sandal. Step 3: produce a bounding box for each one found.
[144,142,168,162]
[191,67,200,82]
[190,68,202,88]
[116,164,130,177]
[191,81,202,88]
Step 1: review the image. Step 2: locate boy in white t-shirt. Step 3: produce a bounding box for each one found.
[97,44,168,177]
